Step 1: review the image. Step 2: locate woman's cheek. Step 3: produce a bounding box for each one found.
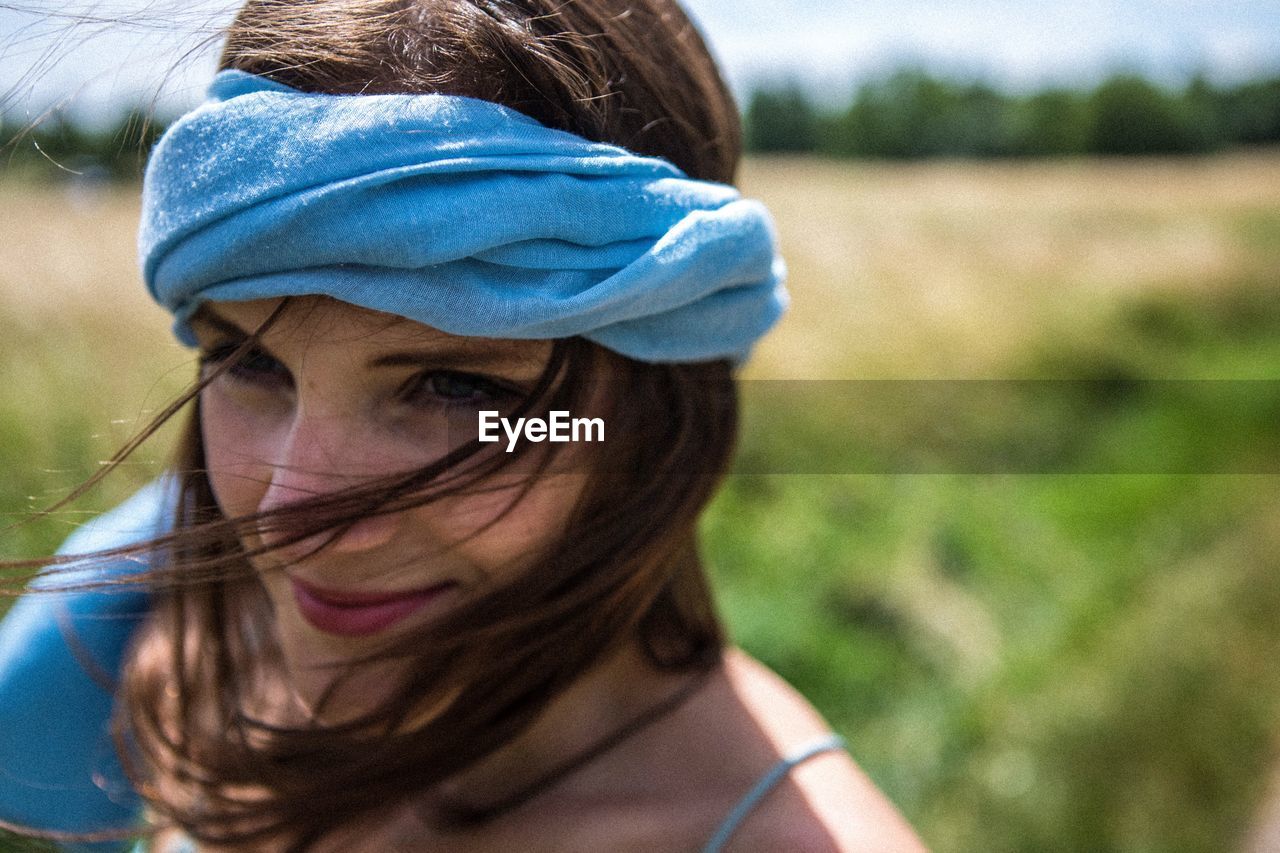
[200,386,280,517]
[429,473,586,582]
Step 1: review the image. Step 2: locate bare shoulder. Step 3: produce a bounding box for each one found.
[713,649,928,852]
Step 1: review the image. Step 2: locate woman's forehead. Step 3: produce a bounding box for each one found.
[197,296,551,365]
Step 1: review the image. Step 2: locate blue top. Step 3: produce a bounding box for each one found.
[0,481,169,852]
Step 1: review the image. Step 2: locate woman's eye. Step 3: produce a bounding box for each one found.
[403,371,514,407]
[199,343,292,388]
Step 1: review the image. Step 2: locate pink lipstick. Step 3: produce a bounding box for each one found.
[290,577,457,637]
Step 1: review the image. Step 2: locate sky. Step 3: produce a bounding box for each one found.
[2,0,1280,123]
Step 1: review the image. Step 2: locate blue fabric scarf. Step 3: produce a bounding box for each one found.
[140,70,787,364]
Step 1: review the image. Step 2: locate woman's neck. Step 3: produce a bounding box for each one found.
[424,641,714,821]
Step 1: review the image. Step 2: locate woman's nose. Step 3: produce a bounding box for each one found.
[254,415,402,556]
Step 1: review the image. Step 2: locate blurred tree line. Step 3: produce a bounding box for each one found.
[2,68,1278,179]
[0,109,166,182]
[746,69,1280,158]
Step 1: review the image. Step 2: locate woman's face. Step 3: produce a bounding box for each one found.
[191,297,589,706]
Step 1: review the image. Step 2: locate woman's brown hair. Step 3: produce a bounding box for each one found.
[100,0,747,848]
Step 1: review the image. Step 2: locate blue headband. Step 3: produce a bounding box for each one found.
[139,70,787,364]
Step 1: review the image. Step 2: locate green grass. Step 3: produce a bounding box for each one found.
[0,314,188,575]
[705,270,1280,851]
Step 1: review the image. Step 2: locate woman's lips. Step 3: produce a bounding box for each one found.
[289,577,457,637]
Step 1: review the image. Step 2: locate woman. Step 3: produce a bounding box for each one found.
[0,0,924,850]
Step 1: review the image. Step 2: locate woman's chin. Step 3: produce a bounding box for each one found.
[279,644,409,724]
[257,571,468,722]
[263,600,397,720]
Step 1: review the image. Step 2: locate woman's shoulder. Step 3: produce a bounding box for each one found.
[698,648,927,852]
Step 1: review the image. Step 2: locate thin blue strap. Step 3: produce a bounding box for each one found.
[701,733,847,853]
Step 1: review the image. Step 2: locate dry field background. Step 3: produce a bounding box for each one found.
[3,153,1280,852]
[739,153,1280,378]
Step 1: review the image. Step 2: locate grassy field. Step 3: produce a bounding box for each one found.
[3,153,1280,851]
